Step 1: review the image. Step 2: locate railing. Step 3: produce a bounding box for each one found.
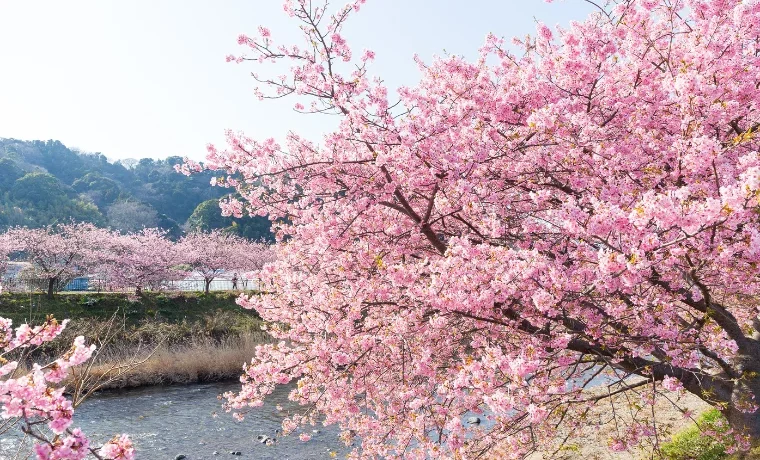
[0,277,263,294]
[163,278,263,292]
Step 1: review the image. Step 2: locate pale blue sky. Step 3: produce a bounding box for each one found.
[0,1,593,161]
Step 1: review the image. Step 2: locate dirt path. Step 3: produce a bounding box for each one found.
[526,392,711,459]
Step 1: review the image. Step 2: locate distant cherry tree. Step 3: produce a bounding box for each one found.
[5,223,109,298]
[0,232,14,287]
[178,230,271,294]
[178,0,760,456]
[101,228,182,295]
[0,224,256,458]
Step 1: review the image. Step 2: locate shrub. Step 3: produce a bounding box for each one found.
[660,409,728,460]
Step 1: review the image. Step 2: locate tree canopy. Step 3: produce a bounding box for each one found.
[0,138,272,240]
[176,0,760,456]
[186,198,274,242]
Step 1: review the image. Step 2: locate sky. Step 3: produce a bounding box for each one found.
[0,1,594,162]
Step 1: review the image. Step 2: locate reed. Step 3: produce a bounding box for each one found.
[65,332,272,392]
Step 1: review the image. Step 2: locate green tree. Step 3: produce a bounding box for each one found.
[0,138,226,232]
[186,199,232,232]
[186,199,273,241]
[9,173,104,226]
[0,158,24,190]
[11,172,68,205]
[72,172,123,208]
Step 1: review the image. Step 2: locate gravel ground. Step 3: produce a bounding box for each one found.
[526,391,711,460]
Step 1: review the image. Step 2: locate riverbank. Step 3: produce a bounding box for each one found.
[0,292,271,390]
[0,291,260,326]
[4,292,730,457]
[526,390,711,460]
[70,332,269,391]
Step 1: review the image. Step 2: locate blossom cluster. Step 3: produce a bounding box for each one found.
[0,316,134,459]
[0,224,272,295]
[186,0,760,457]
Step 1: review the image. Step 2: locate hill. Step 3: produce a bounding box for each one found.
[0,138,272,240]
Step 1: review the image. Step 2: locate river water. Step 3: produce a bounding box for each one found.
[0,382,350,459]
[0,371,622,458]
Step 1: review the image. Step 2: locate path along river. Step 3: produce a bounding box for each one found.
[0,382,351,459]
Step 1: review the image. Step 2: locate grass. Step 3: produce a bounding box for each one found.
[0,291,265,354]
[660,408,729,460]
[0,291,260,326]
[659,408,760,460]
[659,409,760,460]
[0,292,271,389]
[68,333,270,391]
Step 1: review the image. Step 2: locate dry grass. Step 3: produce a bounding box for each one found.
[67,332,272,391]
[4,308,272,400]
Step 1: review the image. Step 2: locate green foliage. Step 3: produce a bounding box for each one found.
[11,172,68,204]
[72,172,124,207]
[660,409,728,460]
[186,199,233,232]
[0,291,260,326]
[4,172,105,227]
[0,158,23,189]
[187,198,274,242]
[0,138,274,239]
[0,138,230,235]
[0,292,265,360]
[232,215,275,242]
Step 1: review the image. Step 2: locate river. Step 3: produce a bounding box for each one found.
[0,371,623,458]
[0,382,350,459]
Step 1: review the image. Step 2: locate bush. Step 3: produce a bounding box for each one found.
[660,409,728,460]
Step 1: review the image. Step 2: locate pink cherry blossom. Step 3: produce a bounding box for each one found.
[98,228,184,294]
[0,316,132,458]
[5,223,113,298]
[177,230,272,293]
[100,435,135,460]
[184,0,760,457]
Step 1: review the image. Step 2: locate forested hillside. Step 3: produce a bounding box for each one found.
[0,138,272,240]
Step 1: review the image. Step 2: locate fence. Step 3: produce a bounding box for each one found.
[1,276,263,294]
[164,278,263,292]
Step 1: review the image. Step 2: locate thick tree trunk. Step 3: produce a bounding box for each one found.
[47,278,56,299]
[135,286,142,296]
[204,278,211,294]
[726,371,760,441]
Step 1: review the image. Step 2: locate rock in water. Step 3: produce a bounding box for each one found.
[257,433,278,445]
[467,416,481,425]
[174,455,187,460]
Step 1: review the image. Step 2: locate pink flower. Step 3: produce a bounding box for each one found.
[100,435,135,460]
[361,49,375,62]
[610,439,627,452]
[537,22,553,41]
[176,0,760,457]
[661,376,684,392]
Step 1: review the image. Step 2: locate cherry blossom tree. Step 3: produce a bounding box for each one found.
[0,316,134,459]
[0,233,14,290]
[101,228,182,295]
[179,0,760,456]
[178,230,271,294]
[233,239,275,291]
[5,223,110,299]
